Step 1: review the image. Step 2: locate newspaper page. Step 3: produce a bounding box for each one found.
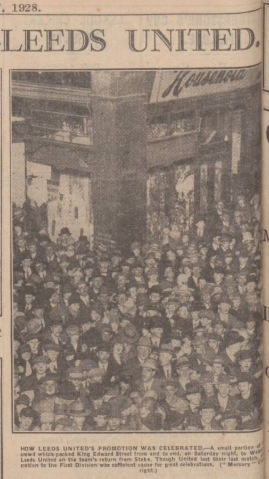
[0,0,264,478]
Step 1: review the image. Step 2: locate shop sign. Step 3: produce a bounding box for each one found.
[150,67,261,103]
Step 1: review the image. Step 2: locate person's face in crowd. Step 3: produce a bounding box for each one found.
[102,331,113,342]
[232,298,241,310]
[200,407,215,425]
[167,251,176,262]
[193,266,201,278]
[36,263,46,275]
[246,281,256,293]
[178,306,189,319]
[50,291,60,304]
[239,358,252,372]
[100,293,109,306]
[69,332,80,343]
[28,338,40,354]
[150,292,160,304]
[16,403,28,415]
[41,421,53,431]
[190,369,201,382]
[130,392,142,405]
[182,234,189,246]
[77,283,88,296]
[218,301,231,315]
[69,302,80,314]
[60,260,69,272]
[95,415,107,427]
[216,201,224,215]
[33,307,44,320]
[46,349,59,362]
[108,417,122,430]
[194,343,205,355]
[182,266,191,278]
[213,272,224,285]
[137,345,151,361]
[196,220,205,230]
[18,237,26,248]
[200,246,208,257]
[237,196,246,208]
[171,338,181,350]
[129,287,137,302]
[208,339,219,352]
[22,258,32,269]
[148,273,159,284]
[200,317,212,330]
[100,260,109,274]
[164,267,174,282]
[212,362,224,375]
[121,265,130,277]
[81,321,92,333]
[237,276,247,287]
[14,341,21,354]
[164,385,177,401]
[71,416,85,429]
[217,383,230,398]
[198,278,207,290]
[246,319,256,331]
[177,365,190,380]
[28,243,37,255]
[151,327,163,339]
[21,351,31,361]
[43,380,57,396]
[14,385,21,401]
[225,255,233,266]
[159,351,172,367]
[117,275,126,288]
[238,381,252,396]
[166,303,177,316]
[142,366,155,382]
[111,255,121,267]
[187,392,201,407]
[98,350,110,364]
[203,382,215,396]
[35,362,47,375]
[92,397,103,410]
[213,323,225,337]
[120,381,130,394]
[222,418,238,430]
[176,247,184,258]
[113,342,124,356]
[146,257,156,269]
[25,294,35,306]
[91,310,101,323]
[133,267,143,278]
[132,247,141,258]
[93,277,103,289]
[182,336,191,348]
[51,324,63,337]
[70,377,82,389]
[239,255,248,267]
[19,414,34,430]
[14,225,23,237]
[84,267,93,278]
[234,211,242,225]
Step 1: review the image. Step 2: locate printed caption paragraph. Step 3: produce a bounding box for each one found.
[20,443,263,474]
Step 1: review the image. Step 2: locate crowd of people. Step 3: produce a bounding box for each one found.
[13,192,263,432]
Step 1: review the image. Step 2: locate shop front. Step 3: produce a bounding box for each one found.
[146,67,261,242]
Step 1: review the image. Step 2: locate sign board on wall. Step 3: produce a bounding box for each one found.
[150,67,261,103]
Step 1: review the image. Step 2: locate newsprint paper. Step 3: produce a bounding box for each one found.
[0,0,266,478]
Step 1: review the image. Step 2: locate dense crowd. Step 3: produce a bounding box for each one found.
[13,193,262,432]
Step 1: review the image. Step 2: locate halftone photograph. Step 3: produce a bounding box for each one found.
[12,68,262,432]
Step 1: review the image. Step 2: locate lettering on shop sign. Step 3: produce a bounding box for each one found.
[162,70,246,98]
[150,67,261,103]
